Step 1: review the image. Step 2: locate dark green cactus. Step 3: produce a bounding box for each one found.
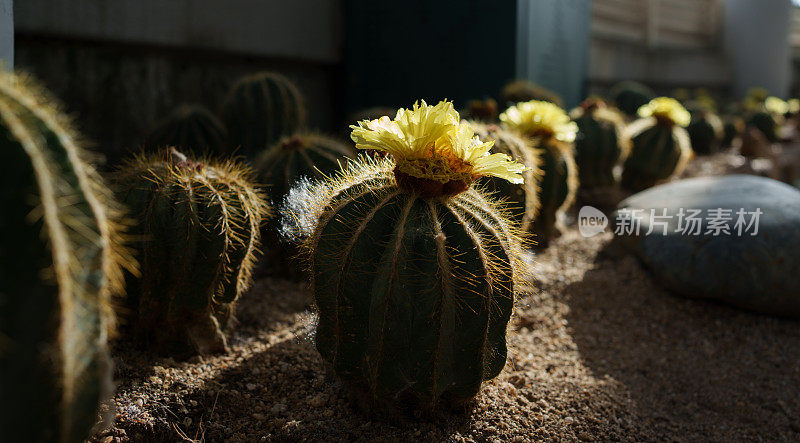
[469,121,542,232]
[571,98,630,189]
[721,116,745,148]
[117,149,269,355]
[501,79,562,106]
[255,133,355,278]
[295,158,527,414]
[146,104,228,156]
[747,111,778,143]
[256,133,356,211]
[621,98,693,192]
[221,72,307,158]
[609,81,654,118]
[686,106,724,155]
[0,71,132,442]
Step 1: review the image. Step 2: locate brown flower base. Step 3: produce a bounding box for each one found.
[393,168,472,198]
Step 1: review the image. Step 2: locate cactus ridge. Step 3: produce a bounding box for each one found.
[0,70,133,442]
[290,156,530,412]
[146,104,228,156]
[118,150,269,355]
[469,121,542,231]
[621,117,692,192]
[571,105,630,188]
[221,72,307,158]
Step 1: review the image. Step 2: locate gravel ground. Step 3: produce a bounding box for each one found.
[93,157,800,442]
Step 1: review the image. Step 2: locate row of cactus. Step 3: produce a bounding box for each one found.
[0,71,132,442]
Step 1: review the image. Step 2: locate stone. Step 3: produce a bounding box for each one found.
[614,175,800,317]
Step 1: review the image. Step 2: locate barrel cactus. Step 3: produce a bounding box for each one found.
[469,121,542,231]
[288,100,529,414]
[569,98,630,189]
[621,97,692,192]
[255,133,355,277]
[146,104,228,156]
[721,115,745,149]
[746,96,788,143]
[221,72,307,158]
[500,100,578,246]
[117,149,269,355]
[500,79,562,106]
[463,98,499,122]
[609,80,654,118]
[0,71,132,442]
[686,107,724,155]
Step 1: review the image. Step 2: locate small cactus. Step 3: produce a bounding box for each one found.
[288,100,528,414]
[469,121,542,231]
[686,106,724,155]
[621,97,692,192]
[721,115,745,149]
[463,98,499,122]
[117,149,269,355]
[570,98,630,189]
[146,104,228,156]
[221,72,307,158]
[255,133,355,277]
[500,100,579,245]
[500,80,562,106]
[609,81,654,118]
[0,71,132,442]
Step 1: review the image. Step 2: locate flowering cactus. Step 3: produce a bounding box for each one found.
[501,100,579,245]
[621,97,692,192]
[289,100,529,414]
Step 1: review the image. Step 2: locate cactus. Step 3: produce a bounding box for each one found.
[255,133,355,277]
[609,81,654,118]
[463,98,499,122]
[721,115,745,149]
[685,106,724,155]
[500,100,579,245]
[146,104,228,156]
[117,149,269,355]
[0,71,132,442]
[500,80,562,106]
[221,72,307,158]
[288,100,528,414]
[570,98,630,189]
[621,97,692,192]
[747,111,779,143]
[469,121,542,231]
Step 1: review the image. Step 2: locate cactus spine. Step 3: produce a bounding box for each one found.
[0,71,131,442]
[469,122,542,231]
[146,104,228,156]
[290,100,528,413]
[570,98,630,189]
[221,72,307,158]
[621,97,693,192]
[500,100,579,245]
[118,149,269,355]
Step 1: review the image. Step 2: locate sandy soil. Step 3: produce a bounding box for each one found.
[93,157,800,442]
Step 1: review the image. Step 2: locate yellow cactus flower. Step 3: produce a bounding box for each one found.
[637,97,691,127]
[788,99,799,115]
[765,96,789,115]
[499,100,578,142]
[350,100,525,190]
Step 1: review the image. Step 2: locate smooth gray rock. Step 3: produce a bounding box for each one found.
[614,175,800,318]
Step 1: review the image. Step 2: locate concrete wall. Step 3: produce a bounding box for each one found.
[13,1,343,165]
[723,0,792,98]
[15,0,340,62]
[0,0,11,67]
